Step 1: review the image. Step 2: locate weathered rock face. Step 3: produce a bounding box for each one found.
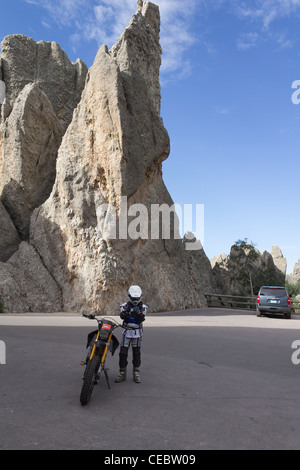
[0,1,214,313]
[0,35,87,130]
[0,34,87,242]
[211,244,286,296]
[0,242,62,312]
[271,245,287,277]
[0,35,87,311]
[29,1,212,314]
[0,80,4,104]
[0,200,20,262]
[1,83,63,238]
[210,253,231,295]
[287,259,300,285]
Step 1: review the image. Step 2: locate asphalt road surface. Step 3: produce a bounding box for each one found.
[1,308,300,450]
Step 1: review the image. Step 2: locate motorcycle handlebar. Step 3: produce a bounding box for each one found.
[82,313,138,330]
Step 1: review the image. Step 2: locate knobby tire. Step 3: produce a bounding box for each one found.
[80,355,101,406]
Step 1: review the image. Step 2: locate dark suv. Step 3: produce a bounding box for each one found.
[256,286,291,319]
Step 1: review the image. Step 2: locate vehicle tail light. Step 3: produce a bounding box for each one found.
[288,297,291,305]
[257,295,260,304]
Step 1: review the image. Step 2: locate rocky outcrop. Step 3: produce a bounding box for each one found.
[271,245,287,277]
[0,1,214,313]
[0,83,63,238]
[0,200,20,262]
[0,242,62,312]
[0,80,4,104]
[210,253,228,270]
[210,253,231,295]
[0,35,87,130]
[0,34,87,311]
[0,34,87,243]
[287,259,300,285]
[211,243,286,296]
[30,1,211,314]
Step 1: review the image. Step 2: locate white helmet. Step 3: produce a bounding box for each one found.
[128,285,142,305]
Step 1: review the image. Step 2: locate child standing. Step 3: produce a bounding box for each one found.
[115,285,147,383]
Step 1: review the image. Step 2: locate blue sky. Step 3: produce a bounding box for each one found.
[1,0,300,274]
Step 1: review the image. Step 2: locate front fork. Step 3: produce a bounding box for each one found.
[83,332,113,387]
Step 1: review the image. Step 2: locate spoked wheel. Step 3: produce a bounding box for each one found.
[80,355,101,406]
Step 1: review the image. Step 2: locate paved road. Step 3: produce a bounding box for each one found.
[1,308,300,450]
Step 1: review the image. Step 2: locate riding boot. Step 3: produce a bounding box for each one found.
[133,367,141,383]
[115,368,127,383]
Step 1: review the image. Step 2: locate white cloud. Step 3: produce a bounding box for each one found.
[276,32,293,49]
[83,0,198,79]
[24,0,90,26]
[237,32,259,50]
[215,106,231,115]
[213,0,300,51]
[236,0,300,28]
[22,0,300,71]
[23,0,198,81]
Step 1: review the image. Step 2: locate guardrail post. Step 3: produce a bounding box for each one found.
[205,294,300,314]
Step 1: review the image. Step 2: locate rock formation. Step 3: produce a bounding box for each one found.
[0,200,20,262]
[287,259,300,285]
[30,1,212,314]
[0,35,87,130]
[0,80,4,104]
[0,241,62,312]
[0,1,214,313]
[271,245,287,277]
[0,35,87,312]
[1,83,64,239]
[211,243,286,296]
[0,35,88,240]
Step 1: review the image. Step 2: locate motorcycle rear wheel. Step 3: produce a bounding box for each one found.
[80,355,101,406]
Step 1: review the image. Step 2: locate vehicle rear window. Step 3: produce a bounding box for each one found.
[260,288,287,297]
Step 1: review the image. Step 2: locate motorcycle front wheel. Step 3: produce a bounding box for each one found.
[80,355,101,406]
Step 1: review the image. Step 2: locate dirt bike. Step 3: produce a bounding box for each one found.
[79,314,121,405]
[80,314,135,406]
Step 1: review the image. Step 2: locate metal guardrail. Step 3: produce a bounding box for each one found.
[205,294,257,310]
[205,294,300,313]
[291,301,300,314]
